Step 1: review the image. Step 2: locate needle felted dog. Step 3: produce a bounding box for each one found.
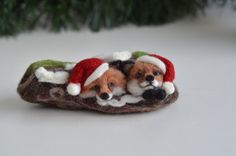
[66,58,126,101]
[126,54,175,100]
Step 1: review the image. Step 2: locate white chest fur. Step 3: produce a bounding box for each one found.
[97,94,143,107]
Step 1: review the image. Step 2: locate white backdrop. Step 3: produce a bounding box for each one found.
[0,7,236,156]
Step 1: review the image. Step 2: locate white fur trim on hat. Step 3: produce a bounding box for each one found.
[163,82,175,95]
[67,83,81,96]
[84,63,109,86]
[136,55,166,73]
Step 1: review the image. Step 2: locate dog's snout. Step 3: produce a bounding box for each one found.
[100,92,110,100]
[146,75,154,82]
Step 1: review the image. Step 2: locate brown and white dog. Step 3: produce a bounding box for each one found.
[127,61,164,96]
[67,58,126,102]
[125,54,175,97]
[80,68,126,101]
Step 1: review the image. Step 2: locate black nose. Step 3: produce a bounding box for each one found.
[100,92,110,100]
[146,75,154,82]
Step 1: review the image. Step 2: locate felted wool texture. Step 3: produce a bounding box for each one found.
[135,53,175,94]
[137,54,175,82]
[17,51,178,113]
[68,58,107,86]
[67,58,109,95]
[35,67,69,84]
[149,54,175,82]
[136,55,166,73]
[17,66,179,113]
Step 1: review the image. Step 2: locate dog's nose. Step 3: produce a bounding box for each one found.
[100,92,110,100]
[146,75,154,82]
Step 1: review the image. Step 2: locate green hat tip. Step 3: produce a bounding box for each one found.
[132,51,148,59]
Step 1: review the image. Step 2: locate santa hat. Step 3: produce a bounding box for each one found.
[136,54,175,94]
[67,58,109,96]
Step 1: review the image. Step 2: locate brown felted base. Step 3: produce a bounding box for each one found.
[17,67,179,114]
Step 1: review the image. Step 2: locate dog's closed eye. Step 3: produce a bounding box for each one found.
[93,85,100,92]
[135,71,144,79]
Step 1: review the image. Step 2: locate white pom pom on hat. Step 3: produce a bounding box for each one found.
[67,83,81,96]
[99,51,132,61]
[162,82,175,95]
[112,51,132,61]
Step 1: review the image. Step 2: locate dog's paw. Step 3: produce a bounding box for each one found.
[155,89,166,100]
[142,89,166,101]
[142,89,157,100]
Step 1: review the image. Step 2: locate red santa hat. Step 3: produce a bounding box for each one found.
[67,58,109,96]
[136,54,175,94]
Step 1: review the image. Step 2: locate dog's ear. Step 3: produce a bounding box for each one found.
[109,60,122,70]
[109,60,134,76]
[120,60,134,75]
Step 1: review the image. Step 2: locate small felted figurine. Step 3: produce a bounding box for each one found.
[127,53,175,100]
[17,51,178,113]
[66,58,127,100]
